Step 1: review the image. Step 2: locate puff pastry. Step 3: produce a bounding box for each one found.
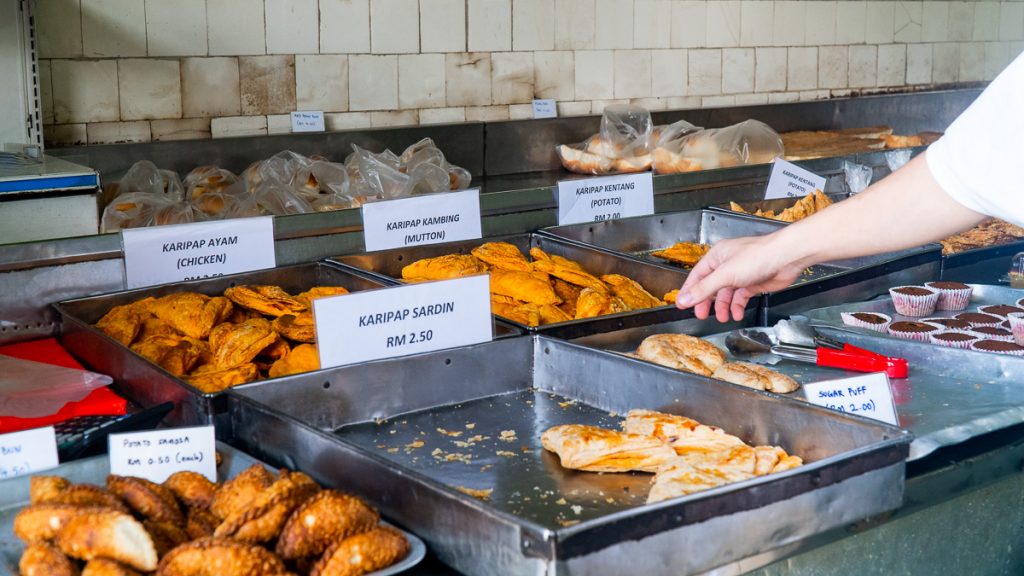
[713,361,800,393]
[540,424,677,473]
[56,510,158,572]
[634,334,726,376]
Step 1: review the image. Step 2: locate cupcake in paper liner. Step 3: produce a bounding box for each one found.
[971,339,1024,356]
[928,330,979,349]
[888,286,939,317]
[954,311,1003,327]
[970,325,1015,342]
[1008,313,1024,346]
[923,317,973,331]
[924,281,973,311]
[977,304,1024,319]
[840,312,891,332]
[887,320,941,342]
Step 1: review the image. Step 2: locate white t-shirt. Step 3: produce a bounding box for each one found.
[927,51,1024,226]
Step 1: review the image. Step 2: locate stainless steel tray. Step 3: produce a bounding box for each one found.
[227,336,909,576]
[0,442,426,576]
[941,241,1024,285]
[330,233,697,339]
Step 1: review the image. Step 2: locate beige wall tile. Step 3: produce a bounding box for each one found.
[514,0,556,51]
[398,53,446,108]
[574,50,615,100]
[371,110,419,126]
[740,1,773,47]
[468,0,512,52]
[768,91,798,103]
[535,51,575,100]
[848,45,877,87]
[81,0,146,57]
[267,114,292,134]
[421,0,466,52]
[37,0,83,58]
[591,98,630,113]
[491,52,535,104]
[665,95,699,109]
[817,45,848,89]
[555,0,596,50]
[706,1,740,48]
[321,0,370,53]
[894,1,922,43]
[118,59,182,120]
[688,48,722,95]
[835,2,866,45]
[446,53,493,106]
[348,55,398,110]
[419,107,467,124]
[773,1,805,47]
[932,42,959,83]
[985,41,1013,79]
[829,88,853,98]
[207,0,265,55]
[266,0,319,54]
[87,120,151,144]
[372,0,419,53]
[182,57,241,118]
[702,95,735,107]
[465,105,510,121]
[51,59,119,123]
[39,60,54,125]
[906,43,932,84]
[959,42,986,81]
[508,103,534,119]
[558,101,592,116]
[787,47,816,90]
[799,89,829,101]
[921,2,949,43]
[211,115,267,137]
[877,44,906,86]
[146,0,207,56]
[614,49,652,98]
[974,3,1000,42]
[325,111,372,130]
[239,55,298,114]
[735,92,768,105]
[651,49,687,97]
[948,2,974,42]
[595,0,634,49]
[44,124,88,147]
[722,48,754,93]
[671,1,706,48]
[634,0,671,49]
[864,2,894,44]
[296,55,349,112]
[1001,3,1024,42]
[754,46,787,92]
[805,2,837,46]
[151,118,211,141]
[631,96,666,110]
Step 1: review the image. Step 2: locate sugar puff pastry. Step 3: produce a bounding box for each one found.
[635,333,726,377]
[540,424,677,473]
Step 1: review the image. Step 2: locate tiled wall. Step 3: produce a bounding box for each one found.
[37,0,1024,147]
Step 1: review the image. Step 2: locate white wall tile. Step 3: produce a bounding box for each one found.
[702,95,735,107]
[848,45,877,87]
[706,1,740,47]
[755,46,787,92]
[398,53,447,109]
[864,2,894,44]
[932,42,959,83]
[590,98,627,113]
[38,60,54,125]
[239,55,297,114]
[1001,3,1024,41]
[535,51,575,100]
[348,55,398,110]
[558,101,593,116]
[44,124,88,147]
[211,115,267,138]
[81,0,146,57]
[296,55,348,112]
[948,2,974,42]
[555,0,596,50]
[151,118,211,141]
[465,105,510,121]
[372,0,419,54]
[267,114,292,134]
[665,95,699,109]
[651,49,687,97]
[740,1,773,47]
[468,0,512,52]
[634,0,671,49]
[735,92,768,105]
[491,52,535,104]
[877,44,906,86]
[266,0,319,54]
[628,96,664,110]
[959,42,986,81]
[787,46,817,90]
[37,0,83,58]
[446,53,493,106]
[805,2,836,46]
[671,1,706,48]
[688,48,722,95]
[614,49,652,98]
[906,43,932,84]
[595,0,634,49]
[87,120,151,144]
[514,0,556,51]
[798,89,829,101]
[722,48,754,93]
[921,2,949,43]
[181,57,241,117]
[574,50,615,99]
[325,111,372,130]
[768,91,798,103]
[321,0,371,53]
[419,107,467,124]
[207,0,265,55]
[508,103,534,119]
[421,0,466,52]
[818,45,848,89]
[118,59,181,120]
[371,110,419,126]
[51,59,119,123]
[894,1,922,43]
[773,1,805,47]
[985,41,1013,79]
[835,2,866,45]
[973,3,1000,41]
[146,0,207,56]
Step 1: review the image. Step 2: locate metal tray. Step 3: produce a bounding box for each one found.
[227,336,909,576]
[0,442,425,576]
[941,241,1024,285]
[330,233,696,339]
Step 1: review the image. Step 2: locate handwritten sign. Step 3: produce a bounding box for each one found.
[108,426,217,482]
[0,427,58,479]
[361,189,482,252]
[557,172,654,225]
[803,373,899,425]
[533,99,557,119]
[122,217,276,289]
[291,111,326,132]
[764,159,827,200]
[314,275,492,368]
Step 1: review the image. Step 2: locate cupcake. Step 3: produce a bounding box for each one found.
[971,339,1024,356]
[954,312,1003,327]
[969,326,1015,342]
[841,312,892,332]
[889,286,939,317]
[1007,312,1024,345]
[1017,298,1024,309]
[887,320,941,342]
[977,304,1024,319]
[925,281,973,311]
[924,317,972,331]
[929,331,979,349]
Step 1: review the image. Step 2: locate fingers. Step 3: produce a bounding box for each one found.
[731,288,755,321]
[714,287,735,323]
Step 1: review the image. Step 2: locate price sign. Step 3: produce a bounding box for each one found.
[109,425,217,482]
[0,427,58,479]
[314,275,493,368]
[532,99,557,119]
[291,111,326,132]
[361,189,482,252]
[557,172,654,225]
[764,159,827,200]
[121,217,276,289]
[802,373,899,425]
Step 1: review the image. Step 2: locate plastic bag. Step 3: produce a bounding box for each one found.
[0,355,113,418]
[101,191,200,232]
[885,149,913,173]
[843,160,874,194]
[557,105,660,175]
[653,119,783,174]
[184,166,245,218]
[293,160,360,211]
[114,160,185,201]
[352,145,414,200]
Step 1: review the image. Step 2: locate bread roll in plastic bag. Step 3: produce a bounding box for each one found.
[653,119,783,174]
[292,159,360,211]
[114,160,185,200]
[101,191,199,232]
[184,166,245,218]
[557,105,659,174]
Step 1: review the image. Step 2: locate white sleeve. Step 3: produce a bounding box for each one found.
[926,51,1024,226]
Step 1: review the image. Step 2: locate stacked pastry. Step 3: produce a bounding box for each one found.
[780,125,937,161]
[729,189,833,223]
[94,285,347,392]
[401,242,666,327]
[940,218,1024,255]
[542,409,802,504]
[14,465,408,576]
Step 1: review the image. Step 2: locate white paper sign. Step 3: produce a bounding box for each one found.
[109,425,217,482]
[361,189,482,252]
[314,275,493,368]
[291,111,326,132]
[802,373,899,425]
[0,427,58,479]
[122,217,276,289]
[764,159,827,200]
[533,99,558,119]
[557,172,655,225]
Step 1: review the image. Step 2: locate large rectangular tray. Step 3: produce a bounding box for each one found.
[227,335,909,576]
[330,233,700,339]
[941,241,1024,285]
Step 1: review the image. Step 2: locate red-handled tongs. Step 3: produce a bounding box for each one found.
[725,329,909,378]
